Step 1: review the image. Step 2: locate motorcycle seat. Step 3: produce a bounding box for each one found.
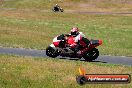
[90,40,99,45]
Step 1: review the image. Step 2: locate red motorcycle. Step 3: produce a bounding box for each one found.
[46,36,102,61]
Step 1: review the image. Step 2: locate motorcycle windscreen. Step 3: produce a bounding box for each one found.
[53,42,60,47]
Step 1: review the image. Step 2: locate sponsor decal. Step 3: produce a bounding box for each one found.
[76,67,131,85]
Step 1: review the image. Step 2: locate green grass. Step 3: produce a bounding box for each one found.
[0,10,132,56]
[0,1,132,88]
[0,54,131,88]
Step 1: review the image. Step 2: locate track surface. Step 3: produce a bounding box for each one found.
[0,47,132,66]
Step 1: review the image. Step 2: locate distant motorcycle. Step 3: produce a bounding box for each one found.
[46,36,102,61]
[52,6,64,12]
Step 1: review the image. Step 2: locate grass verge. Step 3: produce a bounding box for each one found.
[0,54,132,88]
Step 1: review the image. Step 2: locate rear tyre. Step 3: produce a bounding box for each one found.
[46,46,59,58]
[83,48,99,61]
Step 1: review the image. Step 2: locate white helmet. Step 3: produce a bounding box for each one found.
[71,27,79,36]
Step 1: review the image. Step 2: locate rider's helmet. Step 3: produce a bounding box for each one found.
[55,4,58,6]
[71,27,79,36]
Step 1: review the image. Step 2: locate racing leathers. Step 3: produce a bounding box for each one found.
[53,5,60,12]
[70,32,90,54]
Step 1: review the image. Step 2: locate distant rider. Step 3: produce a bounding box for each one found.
[53,4,60,12]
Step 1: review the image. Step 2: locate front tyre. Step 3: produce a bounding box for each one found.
[60,8,64,12]
[83,48,99,61]
[46,46,59,58]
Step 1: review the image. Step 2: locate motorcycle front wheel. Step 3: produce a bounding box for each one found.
[60,8,64,12]
[46,46,59,58]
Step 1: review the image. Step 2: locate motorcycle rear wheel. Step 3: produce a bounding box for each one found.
[83,48,99,61]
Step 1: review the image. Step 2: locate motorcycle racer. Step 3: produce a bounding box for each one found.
[46,31,102,61]
[52,4,64,12]
[53,4,60,11]
[70,27,90,54]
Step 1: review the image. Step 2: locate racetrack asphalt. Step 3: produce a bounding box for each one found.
[0,47,132,66]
